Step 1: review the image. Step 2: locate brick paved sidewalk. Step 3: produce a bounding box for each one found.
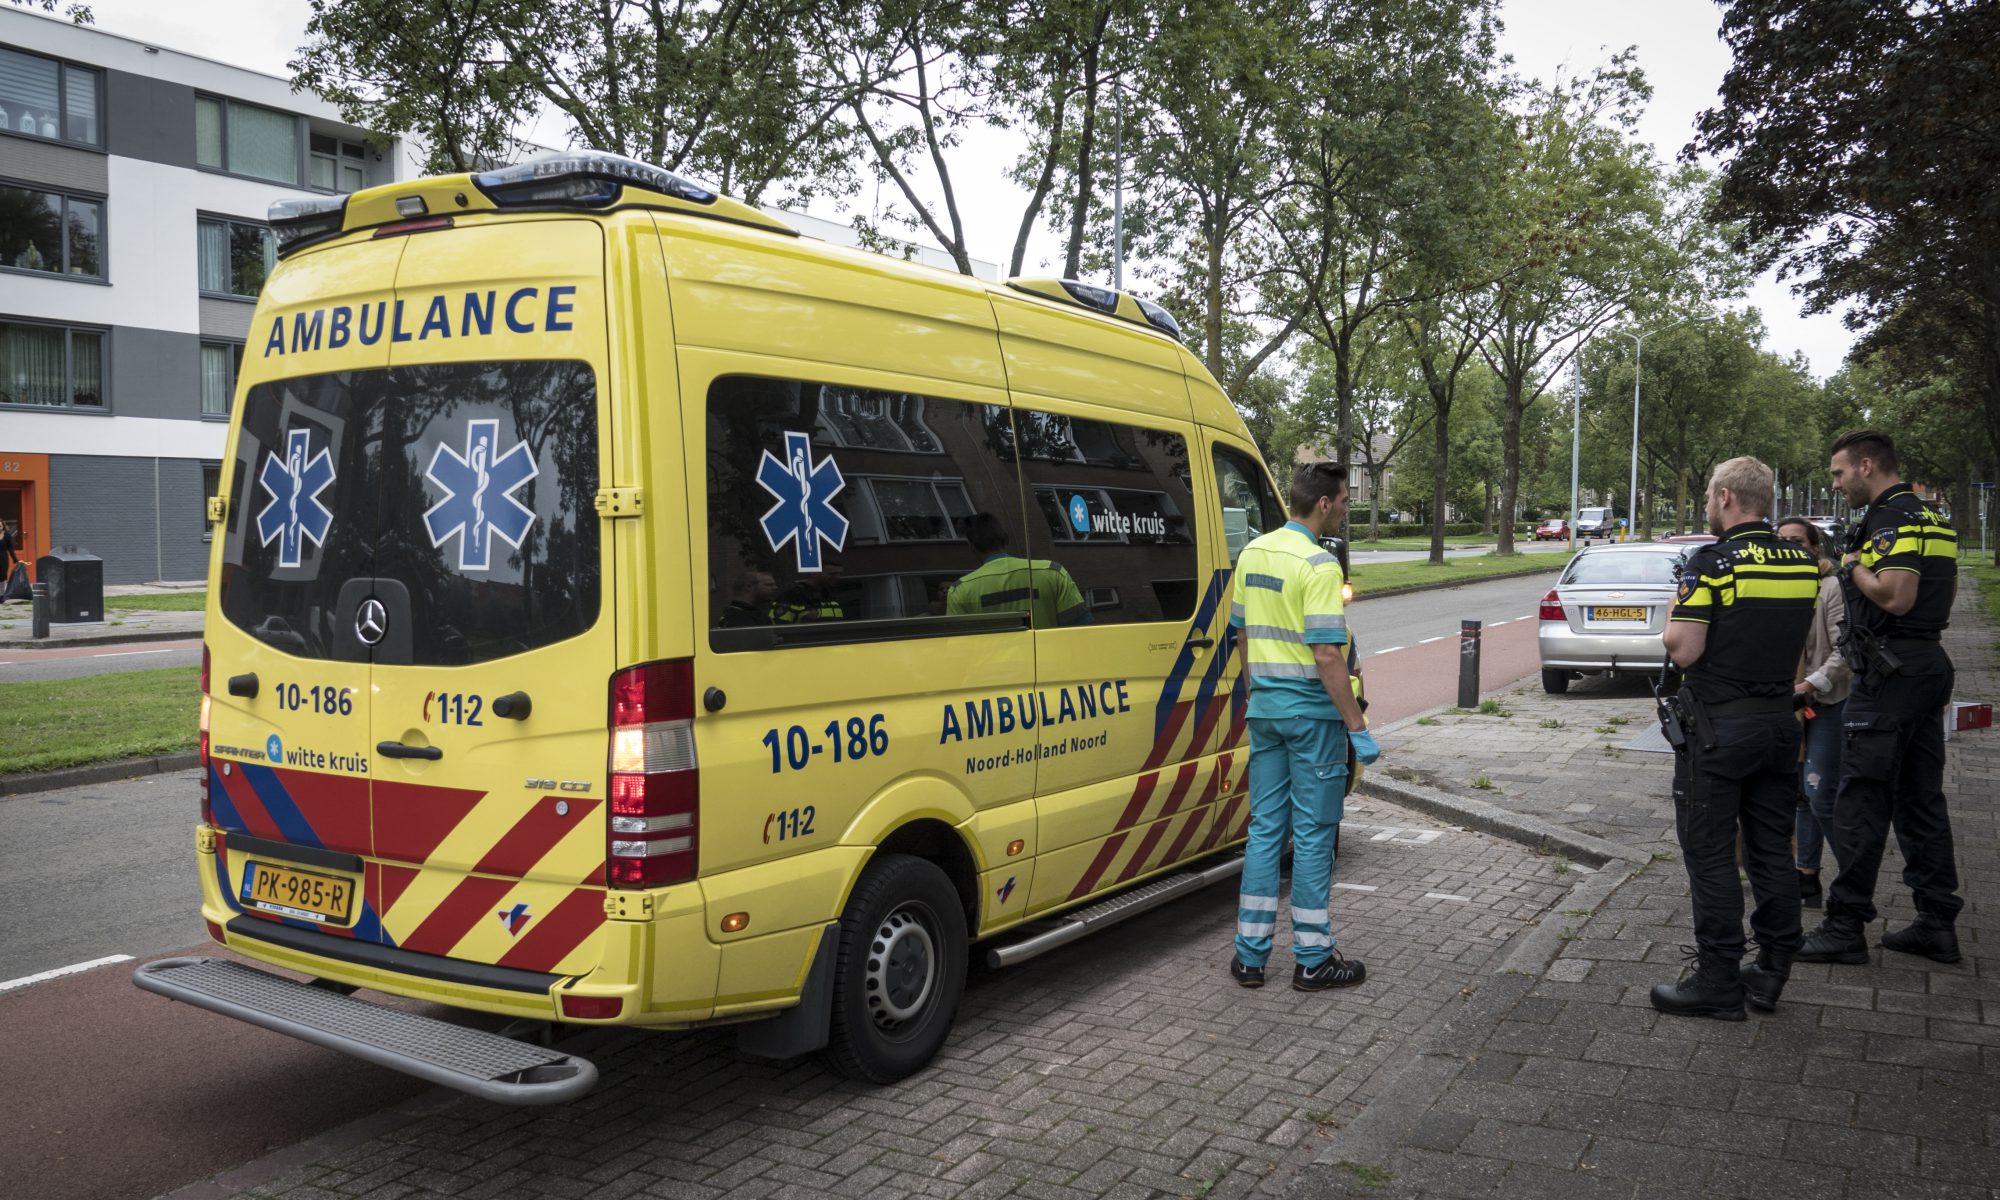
[171,793,1585,1200]
[1290,575,2000,1200]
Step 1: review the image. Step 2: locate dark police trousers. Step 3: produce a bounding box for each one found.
[1672,710,1803,958]
[1824,644,1962,929]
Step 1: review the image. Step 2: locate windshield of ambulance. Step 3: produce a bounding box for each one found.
[217,361,600,664]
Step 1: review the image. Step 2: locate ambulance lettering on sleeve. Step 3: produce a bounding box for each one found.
[262,285,578,357]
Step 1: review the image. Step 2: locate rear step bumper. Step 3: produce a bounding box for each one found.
[987,851,1243,968]
[132,957,597,1106]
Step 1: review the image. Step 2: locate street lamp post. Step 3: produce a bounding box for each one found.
[1617,315,1716,540]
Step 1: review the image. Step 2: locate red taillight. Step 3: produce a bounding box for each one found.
[199,644,213,824]
[371,215,455,239]
[1539,589,1565,622]
[204,919,224,945]
[607,660,698,888]
[559,993,624,1021]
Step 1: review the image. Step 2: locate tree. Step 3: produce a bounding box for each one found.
[293,0,856,203]
[1694,0,2000,534]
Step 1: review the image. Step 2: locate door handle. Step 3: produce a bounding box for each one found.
[1186,636,1216,649]
[376,741,442,761]
[491,691,532,720]
[227,672,258,698]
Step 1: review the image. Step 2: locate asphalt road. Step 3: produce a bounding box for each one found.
[0,638,201,682]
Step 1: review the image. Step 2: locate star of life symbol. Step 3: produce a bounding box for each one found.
[256,428,336,569]
[424,419,539,571]
[756,430,849,572]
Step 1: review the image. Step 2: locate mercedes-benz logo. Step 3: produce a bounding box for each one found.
[355,598,389,646]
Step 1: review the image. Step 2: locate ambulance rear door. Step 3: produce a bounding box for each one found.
[363,218,619,980]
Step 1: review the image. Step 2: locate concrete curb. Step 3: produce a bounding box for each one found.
[0,752,200,797]
[1286,860,1639,1198]
[0,626,202,650]
[1357,774,1647,870]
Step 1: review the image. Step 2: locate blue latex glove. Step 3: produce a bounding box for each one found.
[1349,728,1382,765]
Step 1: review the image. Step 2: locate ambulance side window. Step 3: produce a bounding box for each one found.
[705,375,1031,651]
[1213,446,1283,564]
[1015,409,1199,625]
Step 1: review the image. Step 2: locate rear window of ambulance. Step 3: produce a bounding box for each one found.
[217,361,600,664]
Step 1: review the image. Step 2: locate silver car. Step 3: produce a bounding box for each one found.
[1538,542,1697,694]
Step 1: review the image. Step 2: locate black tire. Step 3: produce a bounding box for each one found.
[1541,668,1571,695]
[821,853,967,1084]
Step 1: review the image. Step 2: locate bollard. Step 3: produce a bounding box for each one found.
[30,581,49,640]
[1457,620,1481,708]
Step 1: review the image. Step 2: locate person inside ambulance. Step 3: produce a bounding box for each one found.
[948,511,1090,627]
[771,565,846,623]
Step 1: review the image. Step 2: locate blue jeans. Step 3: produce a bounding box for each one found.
[1235,716,1347,969]
[1794,700,1844,871]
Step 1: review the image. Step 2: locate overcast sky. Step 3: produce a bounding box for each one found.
[61,0,1855,377]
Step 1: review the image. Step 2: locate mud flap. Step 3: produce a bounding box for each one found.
[735,922,838,1060]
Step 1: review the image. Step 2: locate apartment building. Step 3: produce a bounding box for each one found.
[0,10,407,583]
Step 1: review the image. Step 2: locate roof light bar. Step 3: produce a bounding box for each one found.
[473,150,716,210]
[1007,277,1186,341]
[268,194,349,256]
[1133,296,1183,339]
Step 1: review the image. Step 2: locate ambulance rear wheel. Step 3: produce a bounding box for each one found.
[823,853,967,1084]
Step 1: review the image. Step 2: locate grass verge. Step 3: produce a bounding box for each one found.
[1964,557,2000,632]
[104,592,207,612]
[1350,551,1570,597]
[0,666,199,776]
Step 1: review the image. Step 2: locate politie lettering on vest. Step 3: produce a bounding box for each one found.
[262,285,578,355]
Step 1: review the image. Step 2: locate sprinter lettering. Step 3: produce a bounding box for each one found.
[261,285,581,357]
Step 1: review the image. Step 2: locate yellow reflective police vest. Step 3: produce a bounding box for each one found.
[947,555,1088,627]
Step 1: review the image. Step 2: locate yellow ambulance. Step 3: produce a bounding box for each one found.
[135,151,1351,1102]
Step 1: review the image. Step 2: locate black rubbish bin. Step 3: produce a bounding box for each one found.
[37,547,104,623]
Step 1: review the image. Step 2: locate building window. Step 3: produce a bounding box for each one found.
[200,342,242,417]
[195,94,299,185]
[0,48,99,146]
[0,183,101,278]
[197,216,274,298]
[0,319,104,409]
[309,133,367,192]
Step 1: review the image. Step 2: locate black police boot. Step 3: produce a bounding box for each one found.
[1796,920,1870,964]
[1229,958,1265,988]
[1881,919,1960,964]
[1649,948,1746,1021]
[1740,944,1794,1013]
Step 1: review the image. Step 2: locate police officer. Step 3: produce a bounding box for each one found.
[1227,463,1380,992]
[1654,456,1820,1019]
[1798,430,1963,965]
[947,512,1089,627]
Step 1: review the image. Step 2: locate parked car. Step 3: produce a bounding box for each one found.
[1533,518,1569,541]
[1538,542,1698,693]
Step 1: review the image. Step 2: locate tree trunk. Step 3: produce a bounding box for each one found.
[1429,395,1452,565]
[1641,455,1658,541]
[1368,465,1384,540]
[1062,36,1104,279]
[1482,479,1495,535]
[1496,375,1524,554]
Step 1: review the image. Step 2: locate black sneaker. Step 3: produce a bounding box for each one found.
[1293,953,1366,991]
[1649,946,1746,1021]
[1881,921,1960,964]
[1796,921,1870,965]
[1230,958,1265,988]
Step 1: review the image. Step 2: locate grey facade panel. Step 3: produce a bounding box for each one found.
[105,71,195,168]
[50,452,211,583]
[110,326,201,420]
[0,134,108,193]
[200,297,255,341]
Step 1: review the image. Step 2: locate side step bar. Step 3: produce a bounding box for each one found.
[987,851,1244,968]
[133,957,597,1106]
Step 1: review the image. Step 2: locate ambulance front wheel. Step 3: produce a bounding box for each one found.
[822,853,967,1084]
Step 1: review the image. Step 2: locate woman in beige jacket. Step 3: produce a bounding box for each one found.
[1777,517,1851,904]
